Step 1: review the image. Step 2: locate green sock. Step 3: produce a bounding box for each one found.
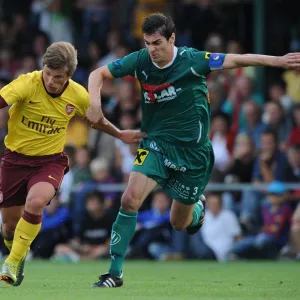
[109,208,137,276]
[189,202,203,227]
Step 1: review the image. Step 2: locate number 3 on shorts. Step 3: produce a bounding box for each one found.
[193,187,198,196]
[134,149,149,166]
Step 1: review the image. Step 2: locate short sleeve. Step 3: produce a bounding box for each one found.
[107,52,138,78]
[0,74,31,105]
[190,49,211,76]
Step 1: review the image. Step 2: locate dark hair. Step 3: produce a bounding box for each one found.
[211,111,231,128]
[293,103,300,111]
[141,13,176,40]
[261,128,278,144]
[290,143,300,151]
[85,191,105,204]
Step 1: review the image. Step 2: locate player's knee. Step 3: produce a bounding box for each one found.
[26,194,48,212]
[121,190,140,212]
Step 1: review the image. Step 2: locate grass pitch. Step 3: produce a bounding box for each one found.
[0,260,299,300]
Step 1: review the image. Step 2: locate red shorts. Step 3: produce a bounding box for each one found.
[0,149,69,208]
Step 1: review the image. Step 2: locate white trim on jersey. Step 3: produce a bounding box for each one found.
[152,47,178,69]
[191,67,201,77]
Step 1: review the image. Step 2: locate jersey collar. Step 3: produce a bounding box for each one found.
[152,46,178,69]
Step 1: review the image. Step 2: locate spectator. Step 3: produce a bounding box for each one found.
[14,53,38,78]
[210,112,235,181]
[223,133,256,212]
[201,192,242,261]
[239,129,288,230]
[283,144,300,183]
[253,129,287,184]
[207,81,225,116]
[53,191,114,262]
[10,13,34,57]
[268,82,292,113]
[88,127,116,162]
[231,181,292,259]
[31,0,73,43]
[71,157,119,236]
[162,192,242,261]
[72,145,92,186]
[262,101,292,148]
[178,1,219,51]
[32,31,50,69]
[31,194,70,259]
[77,0,112,42]
[287,103,300,146]
[128,190,172,259]
[223,76,264,133]
[105,79,139,127]
[239,100,265,148]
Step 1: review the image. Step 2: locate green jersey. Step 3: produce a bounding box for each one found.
[108,47,214,147]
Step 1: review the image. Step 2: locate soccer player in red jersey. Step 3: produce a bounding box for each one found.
[0,41,143,286]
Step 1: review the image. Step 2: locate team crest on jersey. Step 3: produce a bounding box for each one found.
[66,104,75,115]
[112,58,123,70]
[142,82,181,104]
[0,191,3,203]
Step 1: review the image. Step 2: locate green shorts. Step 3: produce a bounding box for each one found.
[132,137,215,205]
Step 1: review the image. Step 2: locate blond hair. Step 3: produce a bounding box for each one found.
[42,42,77,76]
[233,133,255,158]
[90,158,109,176]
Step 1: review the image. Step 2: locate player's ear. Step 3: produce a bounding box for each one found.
[169,33,175,45]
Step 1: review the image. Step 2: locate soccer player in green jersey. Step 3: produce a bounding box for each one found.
[86,13,300,288]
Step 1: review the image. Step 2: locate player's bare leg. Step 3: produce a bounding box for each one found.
[170,195,206,235]
[92,171,157,288]
[1,206,24,250]
[1,182,55,286]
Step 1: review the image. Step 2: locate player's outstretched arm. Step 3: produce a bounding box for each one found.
[89,117,145,144]
[86,65,114,124]
[222,53,300,70]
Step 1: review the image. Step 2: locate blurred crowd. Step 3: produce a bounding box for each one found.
[0,0,300,262]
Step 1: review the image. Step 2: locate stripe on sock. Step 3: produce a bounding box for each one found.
[23,210,42,224]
